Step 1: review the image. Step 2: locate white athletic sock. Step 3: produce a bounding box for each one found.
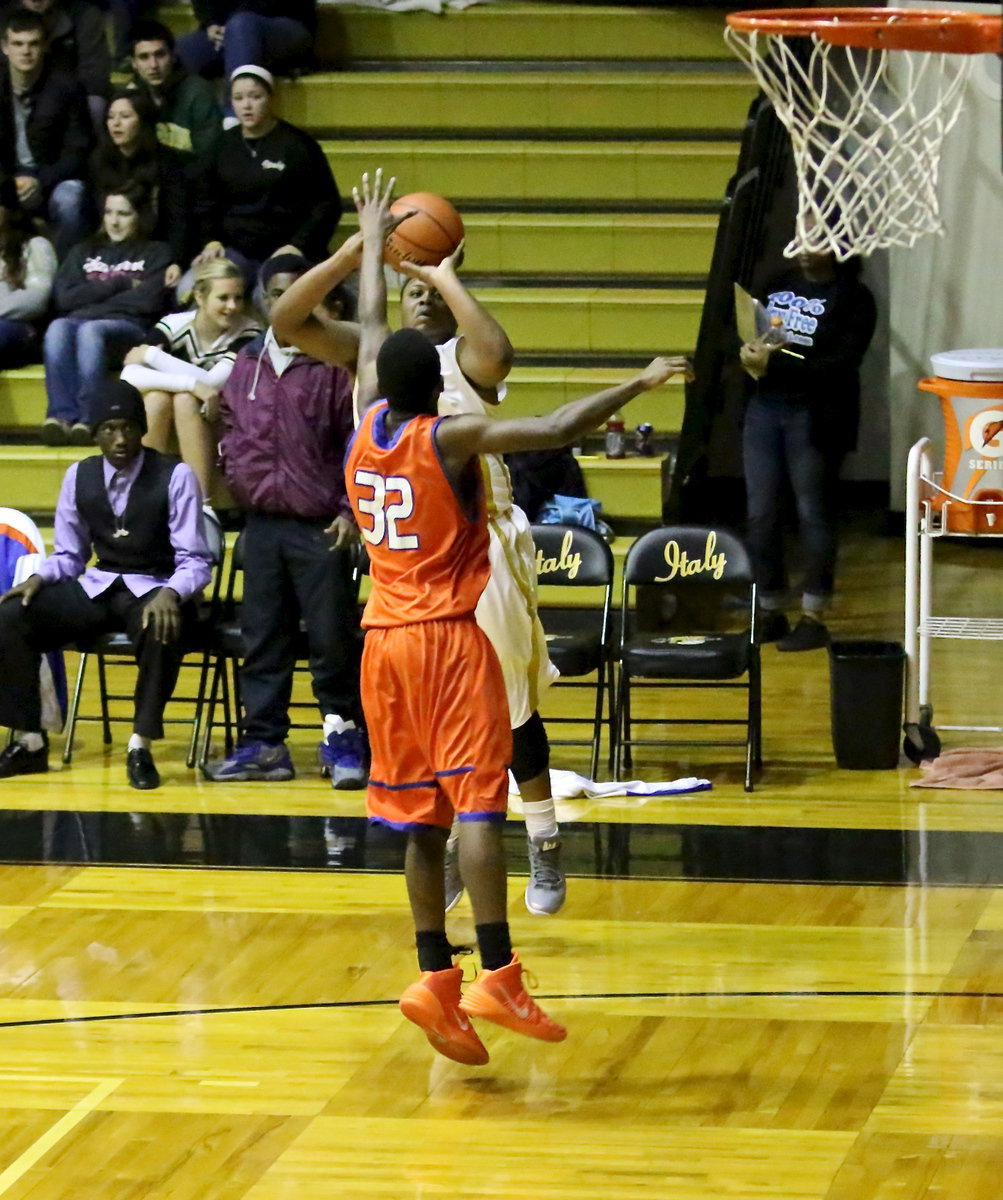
[522,798,559,842]
[323,713,357,738]
[14,731,44,752]
[128,734,151,751]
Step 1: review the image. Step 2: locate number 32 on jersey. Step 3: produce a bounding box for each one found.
[353,470,418,550]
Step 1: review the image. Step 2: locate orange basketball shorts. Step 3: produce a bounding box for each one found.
[361,616,513,831]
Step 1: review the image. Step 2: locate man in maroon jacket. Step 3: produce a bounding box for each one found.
[205,253,366,788]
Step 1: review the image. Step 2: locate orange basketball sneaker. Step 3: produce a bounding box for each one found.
[399,966,490,1065]
[459,954,567,1042]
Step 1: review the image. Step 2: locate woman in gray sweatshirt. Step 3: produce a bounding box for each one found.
[0,178,57,368]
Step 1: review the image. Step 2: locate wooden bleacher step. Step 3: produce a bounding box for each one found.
[338,211,716,278]
[323,139,740,207]
[278,69,755,136]
[160,4,737,65]
[319,4,737,64]
[387,287,702,355]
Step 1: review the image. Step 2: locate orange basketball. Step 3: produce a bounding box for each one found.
[385,192,465,271]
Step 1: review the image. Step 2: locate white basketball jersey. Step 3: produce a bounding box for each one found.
[436,337,513,516]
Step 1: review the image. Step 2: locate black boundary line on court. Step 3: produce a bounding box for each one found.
[3,859,1003,889]
[1,990,1001,1030]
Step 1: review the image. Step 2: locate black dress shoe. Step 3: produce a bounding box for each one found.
[759,611,791,643]
[777,616,830,652]
[126,747,161,790]
[0,739,49,778]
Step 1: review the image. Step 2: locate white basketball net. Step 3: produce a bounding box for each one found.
[724,26,976,259]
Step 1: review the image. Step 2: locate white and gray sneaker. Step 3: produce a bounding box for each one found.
[444,829,463,912]
[525,834,566,915]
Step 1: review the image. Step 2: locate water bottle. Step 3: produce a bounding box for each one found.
[761,314,789,348]
[605,413,626,459]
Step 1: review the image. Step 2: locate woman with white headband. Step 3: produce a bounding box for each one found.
[191,66,341,287]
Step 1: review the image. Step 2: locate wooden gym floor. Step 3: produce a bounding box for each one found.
[1,518,1002,1198]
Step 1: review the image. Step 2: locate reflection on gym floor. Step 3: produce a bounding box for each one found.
[4,812,1002,886]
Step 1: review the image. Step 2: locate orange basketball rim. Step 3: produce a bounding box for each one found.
[726,8,1002,54]
[723,7,1003,259]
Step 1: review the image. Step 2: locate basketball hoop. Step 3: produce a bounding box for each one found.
[725,8,1003,259]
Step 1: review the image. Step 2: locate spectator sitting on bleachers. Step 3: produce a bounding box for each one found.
[121,257,261,504]
[90,87,198,283]
[10,0,112,128]
[0,176,57,367]
[42,183,172,446]
[189,66,340,290]
[175,0,315,103]
[0,9,93,258]
[0,380,214,791]
[126,19,221,175]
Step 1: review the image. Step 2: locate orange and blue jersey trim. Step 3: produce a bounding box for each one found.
[369,764,476,791]
[369,811,506,833]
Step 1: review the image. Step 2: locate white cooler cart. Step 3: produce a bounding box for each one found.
[904,349,1003,762]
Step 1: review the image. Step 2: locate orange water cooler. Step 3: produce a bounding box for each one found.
[918,349,1003,533]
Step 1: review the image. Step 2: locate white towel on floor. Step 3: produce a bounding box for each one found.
[508,768,711,802]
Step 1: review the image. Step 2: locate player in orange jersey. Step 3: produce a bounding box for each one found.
[345,229,691,1064]
[272,173,563,918]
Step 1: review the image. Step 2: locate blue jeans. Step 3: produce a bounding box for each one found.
[743,396,841,613]
[176,13,311,86]
[0,317,39,368]
[44,316,146,425]
[21,179,89,260]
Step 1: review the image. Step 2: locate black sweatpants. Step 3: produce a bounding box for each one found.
[239,512,362,744]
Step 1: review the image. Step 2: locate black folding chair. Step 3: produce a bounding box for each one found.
[615,525,762,791]
[531,523,616,779]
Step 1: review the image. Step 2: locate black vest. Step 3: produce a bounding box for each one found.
[75,449,179,579]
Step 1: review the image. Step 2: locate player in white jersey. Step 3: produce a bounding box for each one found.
[271,171,567,915]
[436,334,559,727]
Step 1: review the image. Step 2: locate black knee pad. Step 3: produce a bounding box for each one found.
[510,711,549,783]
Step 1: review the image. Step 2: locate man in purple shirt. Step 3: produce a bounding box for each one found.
[0,380,213,789]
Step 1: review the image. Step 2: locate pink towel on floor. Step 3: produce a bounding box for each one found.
[911,746,1003,789]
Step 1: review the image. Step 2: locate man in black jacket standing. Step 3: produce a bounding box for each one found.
[0,9,92,256]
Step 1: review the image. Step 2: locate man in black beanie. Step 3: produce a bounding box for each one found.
[0,379,213,789]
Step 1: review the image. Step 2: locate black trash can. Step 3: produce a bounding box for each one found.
[828,640,905,769]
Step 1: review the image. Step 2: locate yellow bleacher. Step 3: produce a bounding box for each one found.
[0,3,751,528]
